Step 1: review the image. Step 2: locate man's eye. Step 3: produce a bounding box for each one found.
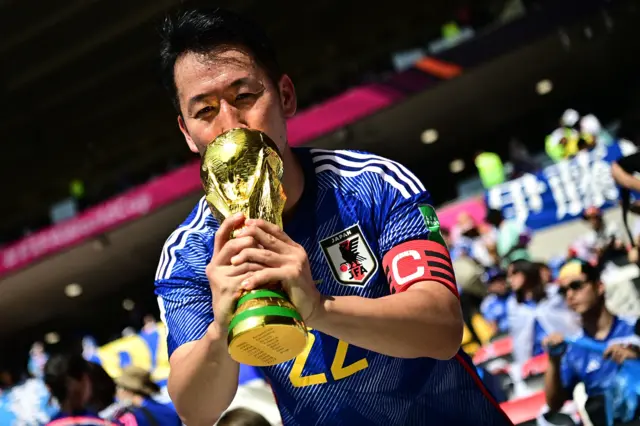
[196,106,215,117]
[235,93,255,102]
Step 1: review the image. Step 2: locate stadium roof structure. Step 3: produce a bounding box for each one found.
[1,0,639,344]
[0,0,457,244]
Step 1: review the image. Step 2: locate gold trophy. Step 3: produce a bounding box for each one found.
[201,128,308,366]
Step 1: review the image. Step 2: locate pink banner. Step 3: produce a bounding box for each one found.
[437,196,487,230]
[287,84,403,146]
[0,162,202,278]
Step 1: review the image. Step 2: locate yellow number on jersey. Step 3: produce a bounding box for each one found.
[289,328,369,388]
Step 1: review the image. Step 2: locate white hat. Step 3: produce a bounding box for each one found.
[561,109,580,127]
[580,114,601,136]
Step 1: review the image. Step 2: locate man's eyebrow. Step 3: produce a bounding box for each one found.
[187,78,255,111]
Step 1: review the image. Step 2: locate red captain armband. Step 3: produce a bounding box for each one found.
[382,240,458,297]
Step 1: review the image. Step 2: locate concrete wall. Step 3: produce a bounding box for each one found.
[528,206,636,260]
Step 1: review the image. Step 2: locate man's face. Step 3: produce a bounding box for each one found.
[507,266,524,292]
[558,272,602,314]
[488,278,508,296]
[174,48,296,156]
[587,215,602,230]
[539,266,551,284]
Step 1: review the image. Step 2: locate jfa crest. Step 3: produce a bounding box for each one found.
[319,224,378,286]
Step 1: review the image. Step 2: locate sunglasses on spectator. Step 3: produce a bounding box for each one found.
[558,280,588,297]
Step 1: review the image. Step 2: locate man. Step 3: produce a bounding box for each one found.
[545,108,580,162]
[154,7,511,426]
[570,207,625,265]
[44,353,112,426]
[542,260,639,415]
[485,209,531,268]
[114,366,181,426]
[452,245,487,346]
[480,267,510,336]
[611,147,640,261]
[217,408,271,426]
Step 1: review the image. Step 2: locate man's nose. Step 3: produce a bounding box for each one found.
[215,101,248,136]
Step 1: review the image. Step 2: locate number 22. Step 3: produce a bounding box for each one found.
[289,328,369,388]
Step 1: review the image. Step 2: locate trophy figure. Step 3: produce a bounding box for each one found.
[201,128,308,366]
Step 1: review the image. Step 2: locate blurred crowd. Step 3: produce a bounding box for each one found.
[446,112,640,424]
[0,326,273,426]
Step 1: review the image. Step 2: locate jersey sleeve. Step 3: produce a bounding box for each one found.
[559,353,579,391]
[376,168,457,296]
[154,202,215,358]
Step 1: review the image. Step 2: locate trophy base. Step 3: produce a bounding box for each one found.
[228,315,308,366]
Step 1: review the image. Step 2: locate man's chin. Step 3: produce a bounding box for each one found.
[569,304,585,314]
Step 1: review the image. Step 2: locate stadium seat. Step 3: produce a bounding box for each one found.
[516,420,538,426]
[542,412,577,425]
[500,391,546,425]
[522,354,548,378]
[493,370,515,401]
[472,336,514,366]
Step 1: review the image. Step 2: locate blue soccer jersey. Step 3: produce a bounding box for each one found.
[561,316,640,397]
[155,148,512,426]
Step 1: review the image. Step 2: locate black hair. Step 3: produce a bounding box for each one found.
[509,259,545,303]
[44,353,90,403]
[86,362,116,412]
[159,6,282,112]
[217,408,271,426]
[564,259,602,283]
[485,209,504,227]
[532,261,550,271]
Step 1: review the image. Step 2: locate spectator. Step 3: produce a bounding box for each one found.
[44,353,110,425]
[507,260,580,365]
[115,366,181,426]
[545,108,580,162]
[580,113,613,147]
[542,260,640,422]
[480,267,510,336]
[450,213,496,267]
[0,355,57,425]
[28,341,48,379]
[474,151,506,189]
[451,212,477,243]
[217,408,271,426]
[611,146,640,262]
[485,209,531,268]
[571,207,625,265]
[452,249,488,346]
[83,336,102,365]
[85,362,127,420]
[535,262,552,285]
[508,138,539,178]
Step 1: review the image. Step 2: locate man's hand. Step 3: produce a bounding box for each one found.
[542,333,567,360]
[604,344,640,364]
[206,213,266,330]
[230,219,322,322]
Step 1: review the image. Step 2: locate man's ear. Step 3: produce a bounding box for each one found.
[178,115,199,154]
[278,74,297,118]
